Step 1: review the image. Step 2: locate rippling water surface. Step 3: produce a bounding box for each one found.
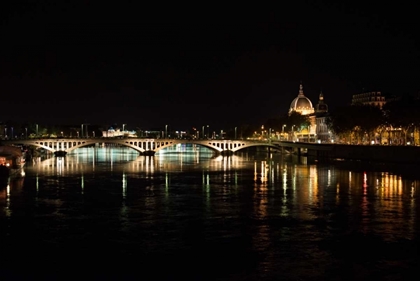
[1,146,419,280]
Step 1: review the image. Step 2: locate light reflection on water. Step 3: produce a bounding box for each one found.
[1,146,420,280]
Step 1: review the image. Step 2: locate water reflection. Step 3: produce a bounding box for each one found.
[18,149,420,221]
[2,147,420,280]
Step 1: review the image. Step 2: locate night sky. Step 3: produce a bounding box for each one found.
[1,1,419,132]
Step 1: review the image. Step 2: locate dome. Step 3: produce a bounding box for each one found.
[289,82,314,115]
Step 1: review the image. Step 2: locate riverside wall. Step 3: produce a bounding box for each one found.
[326,144,420,164]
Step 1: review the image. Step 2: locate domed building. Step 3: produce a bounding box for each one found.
[289,82,314,116]
[287,82,331,142]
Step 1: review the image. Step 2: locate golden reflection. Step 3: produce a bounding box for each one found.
[378,173,404,198]
[411,181,415,198]
[253,162,269,218]
[1,178,24,217]
[327,169,331,187]
[6,183,10,212]
[363,172,368,188]
[282,165,287,191]
[349,171,352,192]
[309,165,318,203]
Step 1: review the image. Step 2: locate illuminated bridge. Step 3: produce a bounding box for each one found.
[4,138,414,163]
[2,138,283,156]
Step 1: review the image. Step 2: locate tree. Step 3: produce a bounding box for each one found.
[383,95,420,144]
[285,112,310,132]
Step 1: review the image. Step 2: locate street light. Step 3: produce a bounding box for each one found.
[82,124,89,138]
[235,127,237,140]
[202,125,205,140]
[165,124,168,138]
[11,127,13,139]
[25,127,27,139]
[292,125,296,141]
[308,125,311,142]
[282,125,286,140]
[207,125,209,139]
[36,124,38,137]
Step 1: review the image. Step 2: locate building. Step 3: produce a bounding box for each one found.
[102,127,137,138]
[351,91,386,108]
[288,82,330,142]
[314,91,330,142]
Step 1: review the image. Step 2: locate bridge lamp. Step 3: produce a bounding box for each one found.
[308,125,312,142]
[292,125,296,141]
[235,127,237,140]
[282,125,286,140]
[207,125,209,139]
[25,127,27,139]
[165,125,168,138]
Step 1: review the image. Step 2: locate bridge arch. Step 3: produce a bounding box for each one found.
[65,140,146,153]
[231,142,281,152]
[153,141,222,153]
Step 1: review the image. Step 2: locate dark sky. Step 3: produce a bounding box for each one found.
[1,1,419,132]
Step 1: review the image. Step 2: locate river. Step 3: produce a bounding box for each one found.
[1,145,419,280]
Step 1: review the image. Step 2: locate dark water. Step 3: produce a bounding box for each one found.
[1,146,419,281]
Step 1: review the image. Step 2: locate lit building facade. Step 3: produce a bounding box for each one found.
[102,127,137,138]
[288,82,330,142]
[351,91,386,108]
